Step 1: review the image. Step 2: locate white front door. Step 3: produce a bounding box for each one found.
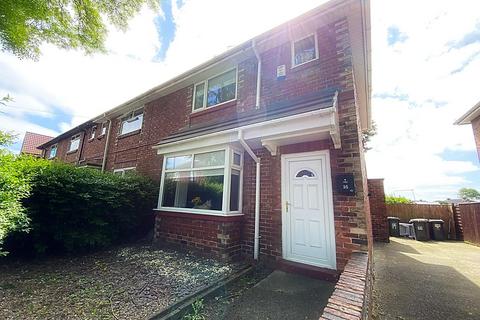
[282,151,336,269]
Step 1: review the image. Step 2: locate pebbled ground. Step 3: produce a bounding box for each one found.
[0,244,241,320]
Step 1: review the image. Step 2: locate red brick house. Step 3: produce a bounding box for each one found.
[20,132,53,157]
[39,0,372,273]
[455,101,480,161]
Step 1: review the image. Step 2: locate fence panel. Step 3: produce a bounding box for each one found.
[386,204,456,239]
[458,203,480,245]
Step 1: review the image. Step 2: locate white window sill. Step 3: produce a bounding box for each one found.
[154,207,243,217]
[291,56,319,69]
[191,98,237,114]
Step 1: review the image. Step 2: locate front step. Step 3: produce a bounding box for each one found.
[276,258,339,282]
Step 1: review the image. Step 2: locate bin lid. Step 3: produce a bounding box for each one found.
[409,218,429,223]
[428,219,444,223]
[387,216,400,220]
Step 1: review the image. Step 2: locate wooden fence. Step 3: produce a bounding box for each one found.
[457,203,480,245]
[386,204,457,239]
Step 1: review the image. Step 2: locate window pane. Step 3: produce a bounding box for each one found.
[69,137,79,151]
[194,150,225,168]
[166,155,192,170]
[50,146,57,158]
[294,35,316,66]
[207,69,236,107]
[233,152,241,166]
[194,83,205,110]
[230,169,240,211]
[90,127,96,139]
[162,169,224,211]
[121,113,143,135]
[101,123,107,135]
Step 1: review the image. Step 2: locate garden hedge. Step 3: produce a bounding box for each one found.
[1,155,158,255]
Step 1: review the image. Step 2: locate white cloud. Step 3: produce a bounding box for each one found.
[368,0,480,200]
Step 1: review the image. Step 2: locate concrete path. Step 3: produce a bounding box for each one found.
[219,270,335,320]
[373,237,480,320]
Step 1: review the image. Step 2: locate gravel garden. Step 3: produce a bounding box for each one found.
[0,244,243,319]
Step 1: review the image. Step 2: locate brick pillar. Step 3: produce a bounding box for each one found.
[367,179,389,242]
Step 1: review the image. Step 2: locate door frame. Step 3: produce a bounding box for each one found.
[281,150,336,269]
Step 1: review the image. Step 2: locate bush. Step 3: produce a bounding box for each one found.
[385,195,413,204]
[0,154,49,255]
[3,159,158,255]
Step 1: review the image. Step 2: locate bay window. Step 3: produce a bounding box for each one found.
[159,147,243,215]
[193,68,237,112]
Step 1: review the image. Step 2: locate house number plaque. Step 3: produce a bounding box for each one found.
[335,173,356,196]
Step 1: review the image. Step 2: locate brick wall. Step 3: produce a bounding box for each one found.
[472,116,480,161]
[320,252,371,320]
[368,179,389,242]
[154,211,243,260]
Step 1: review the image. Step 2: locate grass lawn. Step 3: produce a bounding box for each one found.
[0,244,242,319]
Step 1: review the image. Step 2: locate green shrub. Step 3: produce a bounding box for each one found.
[3,159,158,255]
[385,195,413,204]
[0,154,49,255]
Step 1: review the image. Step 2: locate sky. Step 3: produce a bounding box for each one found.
[1,0,479,201]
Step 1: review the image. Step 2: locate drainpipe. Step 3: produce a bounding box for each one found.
[238,130,260,260]
[101,119,112,172]
[252,40,262,109]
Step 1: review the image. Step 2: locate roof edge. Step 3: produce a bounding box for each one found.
[455,101,480,125]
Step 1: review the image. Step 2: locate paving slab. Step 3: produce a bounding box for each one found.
[217,270,335,320]
[373,237,480,320]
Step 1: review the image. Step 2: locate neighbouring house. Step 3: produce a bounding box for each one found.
[455,100,480,161]
[39,0,372,274]
[20,132,53,157]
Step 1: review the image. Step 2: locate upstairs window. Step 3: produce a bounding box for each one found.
[90,126,97,140]
[292,34,318,67]
[69,134,81,152]
[120,109,143,135]
[193,68,237,112]
[101,122,107,136]
[49,144,57,159]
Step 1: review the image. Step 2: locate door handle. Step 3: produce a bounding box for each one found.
[286,201,290,213]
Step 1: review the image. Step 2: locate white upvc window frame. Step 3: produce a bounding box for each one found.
[113,167,136,176]
[90,126,97,140]
[101,122,108,136]
[68,134,81,152]
[120,108,143,135]
[291,33,319,68]
[157,145,243,216]
[192,67,238,113]
[49,144,58,159]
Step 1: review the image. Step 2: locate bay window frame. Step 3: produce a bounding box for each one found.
[192,67,238,113]
[157,145,243,216]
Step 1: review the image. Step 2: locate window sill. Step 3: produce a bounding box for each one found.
[88,138,95,142]
[291,57,319,70]
[154,209,244,221]
[191,99,237,116]
[66,150,78,155]
[117,129,141,140]
[154,207,243,217]
[97,134,105,140]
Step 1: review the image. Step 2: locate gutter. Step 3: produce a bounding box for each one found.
[238,130,261,261]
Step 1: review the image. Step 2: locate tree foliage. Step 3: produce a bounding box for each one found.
[362,121,377,152]
[0,0,158,59]
[385,195,413,204]
[458,188,480,201]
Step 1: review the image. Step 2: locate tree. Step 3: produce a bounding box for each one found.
[458,188,480,201]
[0,0,158,59]
[362,121,377,152]
[0,94,17,152]
[385,195,413,204]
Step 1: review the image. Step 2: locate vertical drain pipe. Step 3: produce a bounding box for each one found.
[252,39,262,109]
[101,118,112,172]
[238,130,260,260]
